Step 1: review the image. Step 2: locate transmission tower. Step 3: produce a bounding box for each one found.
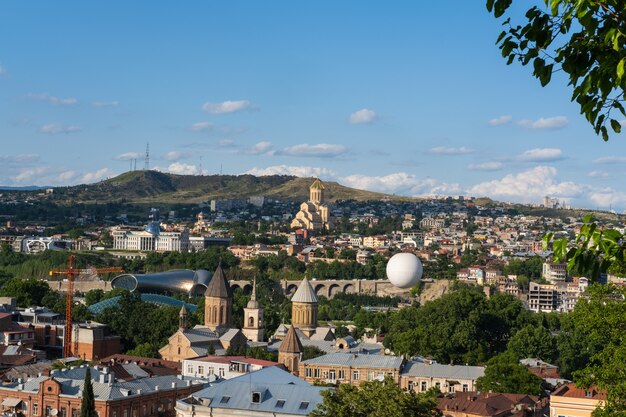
[144,143,150,171]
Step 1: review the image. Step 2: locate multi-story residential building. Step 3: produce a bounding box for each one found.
[528,282,557,312]
[399,360,484,394]
[182,356,278,380]
[0,313,36,348]
[420,217,445,230]
[299,352,404,386]
[0,365,204,417]
[542,262,568,283]
[550,383,605,417]
[362,235,389,249]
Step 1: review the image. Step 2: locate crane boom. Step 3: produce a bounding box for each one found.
[49,255,123,358]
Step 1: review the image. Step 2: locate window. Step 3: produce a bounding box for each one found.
[142,405,147,417]
[352,370,359,380]
[219,368,225,377]
[462,384,469,392]
[338,370,345,380]
[60,408,67,417]
[275,400,285,409]
[251,392,261,403]
[46,406,52,416]
[448,385,455,393]
[305,368,311,377]
[408,381,415,391]
[198,366,204,375]
[187,365,193,374]
[33,404,38,416]
[208,367,214,375]
[329,370,336,380]
[585,391,593,398]
[220,396,231,404]
[421,381,428,392]
[314,368,320,378]
[299,402,309,410]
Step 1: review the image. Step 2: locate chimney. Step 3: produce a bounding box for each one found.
[172,382,176,389]
[99,374,106,384]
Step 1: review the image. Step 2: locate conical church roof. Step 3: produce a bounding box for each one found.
[204,262,231,298]
[309,178,325,190]
[279,325,303,354]
[291,277,319,303]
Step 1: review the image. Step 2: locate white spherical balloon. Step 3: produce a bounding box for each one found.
[386,253,423,288]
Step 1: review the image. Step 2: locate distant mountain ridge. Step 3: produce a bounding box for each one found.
[47,170,400,204]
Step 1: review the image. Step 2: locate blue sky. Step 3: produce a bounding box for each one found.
[1,1,625,211]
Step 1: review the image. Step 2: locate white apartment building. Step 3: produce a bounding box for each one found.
[542,262,568,283]
[182,355,278,380]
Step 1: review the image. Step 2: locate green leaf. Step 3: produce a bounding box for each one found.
[617,58,625,81]
[610,119,622,134]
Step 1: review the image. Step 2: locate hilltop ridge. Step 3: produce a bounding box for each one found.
[46,171,402,204]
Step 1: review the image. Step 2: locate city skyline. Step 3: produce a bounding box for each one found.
[1,2,625,211]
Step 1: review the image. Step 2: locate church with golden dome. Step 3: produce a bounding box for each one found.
[290,178,332,230]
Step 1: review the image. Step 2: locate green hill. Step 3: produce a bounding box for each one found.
[49,171,400,204]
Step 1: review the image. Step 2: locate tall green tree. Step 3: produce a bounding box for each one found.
[507,324,558,364]
[80,367,96,417]
[476,353,544,395]
[310,377,441,417]
[487,0,626,140]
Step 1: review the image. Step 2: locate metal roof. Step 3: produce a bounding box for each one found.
[301,352,403,369]
[6,368,204,401]
[400,361,485,380]
[88,294,197,315]
[184,367,329,415]
[290,278,319,304]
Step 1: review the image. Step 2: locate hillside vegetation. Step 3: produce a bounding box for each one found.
[46,171,399,204]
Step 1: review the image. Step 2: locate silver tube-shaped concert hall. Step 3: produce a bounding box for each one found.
[110,269,213,296]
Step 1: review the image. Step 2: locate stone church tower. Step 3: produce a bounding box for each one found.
[291,277,319,338]
[279,325,303,376]
[204,262,232,333]
[243,278,264,342]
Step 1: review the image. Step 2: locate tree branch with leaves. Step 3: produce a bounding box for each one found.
[487,0,626,140]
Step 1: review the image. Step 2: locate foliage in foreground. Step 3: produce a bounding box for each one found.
[487,0,626,140]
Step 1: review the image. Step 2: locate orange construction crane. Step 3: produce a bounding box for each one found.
[49,255,123,358]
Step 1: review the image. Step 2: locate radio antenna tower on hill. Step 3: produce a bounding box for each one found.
[144,142,150,171]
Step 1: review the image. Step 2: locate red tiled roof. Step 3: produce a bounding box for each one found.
[552,383,607,400]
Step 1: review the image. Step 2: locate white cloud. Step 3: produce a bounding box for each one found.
[25,93,78,106]
[588,188,626,208]
[280,143,348,158]
[164,151,192,161]
[245,165,336,178]
[469,166,584,203]
[202,100,252,114]
[593,156,626,164]
[0,154,40,164]
[114,152,142,161]
[92,101,119,107]
[349,108,377,124]
[81,168,115,183]
[159,162,208,176]
[488,115,512,126]
[39,124,81,134]
[243,141,275,156]
[191,122,213,132]
[468,161,504,171]
[58,170,77,182]
[218,139,236,148]
[13,167,54,184]
[518,148,564,162]
[517,116,568,129]
[339,172,462,196]
[588,170,609,178]
[428,146,475,155]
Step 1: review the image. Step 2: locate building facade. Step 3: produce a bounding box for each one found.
[299,352,404,386]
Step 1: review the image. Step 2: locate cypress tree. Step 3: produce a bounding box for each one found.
[80,367,96,417]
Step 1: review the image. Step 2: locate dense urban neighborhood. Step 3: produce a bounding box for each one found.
[0,177,622,416]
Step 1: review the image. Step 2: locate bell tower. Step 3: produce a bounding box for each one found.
[243,278,264,342]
